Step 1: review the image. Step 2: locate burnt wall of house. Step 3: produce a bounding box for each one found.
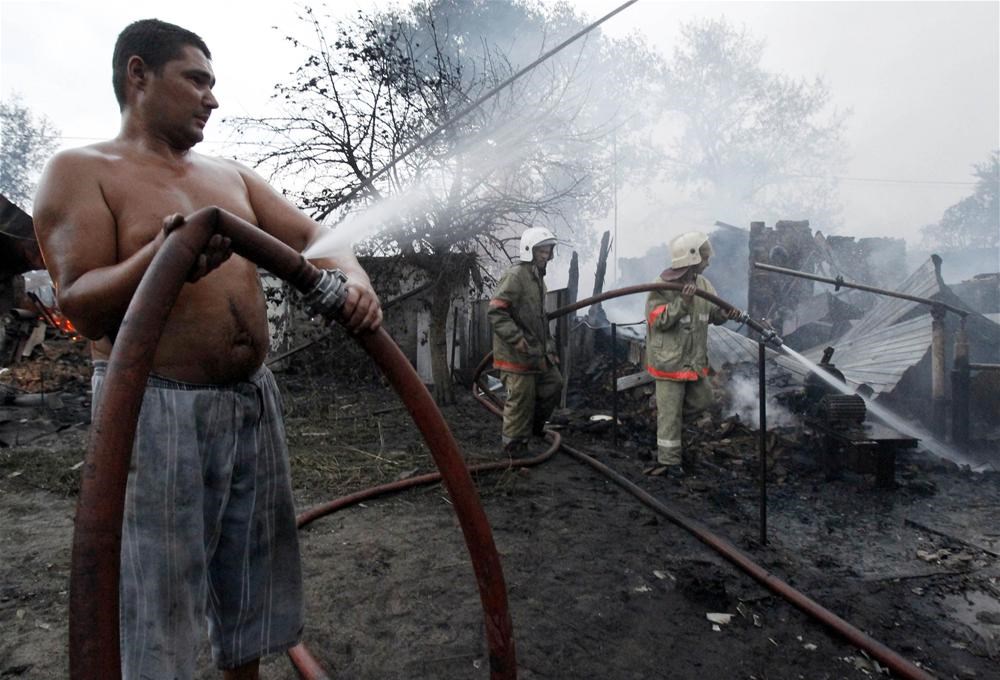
[0,275,19,319]
[704,226,749,309]
[269,254,479,384]
[952,273,1000,315]
[748,220,816,333]
[824,235,907,291]
[881,309,1000,442]
[0,275,25,366]
[749,221,907,348]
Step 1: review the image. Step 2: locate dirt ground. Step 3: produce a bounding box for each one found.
[1,337,999,679]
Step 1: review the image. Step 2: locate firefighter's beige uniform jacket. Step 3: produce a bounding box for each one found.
[489,262,556,373]
[645,273,728,380]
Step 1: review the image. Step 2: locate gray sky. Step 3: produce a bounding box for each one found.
[2,0,998,254]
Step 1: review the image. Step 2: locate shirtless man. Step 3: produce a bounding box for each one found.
[32,19,381,679]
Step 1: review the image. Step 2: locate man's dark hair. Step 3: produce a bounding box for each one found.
[112,19,211,109]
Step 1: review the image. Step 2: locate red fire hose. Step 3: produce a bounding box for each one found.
[471,286,935,680]
[69,207,516,679]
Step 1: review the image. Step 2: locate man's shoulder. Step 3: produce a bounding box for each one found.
[192,151,243,171]
[493,262,525,294]
[647,274,676,295]
[45,142,117,171]
[498,261,524,278]
[507,262,536,283]
[34,143,119,215]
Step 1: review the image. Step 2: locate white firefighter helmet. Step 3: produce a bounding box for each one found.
[519,227,558,262]
[669,231,713,269]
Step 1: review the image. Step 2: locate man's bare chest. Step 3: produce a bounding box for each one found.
[101,164,254,255]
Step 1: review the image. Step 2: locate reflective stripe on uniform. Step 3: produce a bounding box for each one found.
[657,438,681,448]
[647,303,668,326]
[494,358,535,372]
[646,365,708,381]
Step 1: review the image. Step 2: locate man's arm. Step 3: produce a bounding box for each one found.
[700,277,742,325]
[646,289,687,332]
[32,150,157,341]
[33,151,232,341]
[234,162,381,332]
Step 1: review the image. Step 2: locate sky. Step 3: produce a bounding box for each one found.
[2,0,998,267]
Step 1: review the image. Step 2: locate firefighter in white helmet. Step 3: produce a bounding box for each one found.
[488,227,564,456]
[645,231,744,474]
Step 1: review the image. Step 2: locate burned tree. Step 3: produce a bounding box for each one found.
[231,0,657,403]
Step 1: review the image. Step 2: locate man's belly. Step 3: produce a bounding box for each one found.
[92,268,271,385]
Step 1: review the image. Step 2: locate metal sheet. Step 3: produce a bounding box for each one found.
[776,316,932,394]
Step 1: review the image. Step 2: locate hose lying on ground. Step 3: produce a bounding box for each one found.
[468,282,934,680]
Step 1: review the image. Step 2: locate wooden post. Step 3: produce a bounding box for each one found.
[931,305,947,437]
[567,251,579,305]
[951,317,970,448]
[758,340,768,545]
[586,232,611,328]
[611,322,618,449]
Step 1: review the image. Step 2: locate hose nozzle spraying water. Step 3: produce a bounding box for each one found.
[760,328,785,349]
[737,311,784,348]
[756,325,784,349]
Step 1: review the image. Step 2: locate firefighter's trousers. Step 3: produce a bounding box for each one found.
[654,377,714,465]
[500,364,563,445]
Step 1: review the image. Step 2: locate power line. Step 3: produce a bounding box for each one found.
[784,173,978,186]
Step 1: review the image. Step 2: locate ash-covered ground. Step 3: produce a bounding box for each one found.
[1,336,998,679]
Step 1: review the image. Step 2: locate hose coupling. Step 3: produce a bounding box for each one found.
[759,326,784,349]
[301,268,350,320]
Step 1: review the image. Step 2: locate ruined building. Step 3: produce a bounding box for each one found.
[747,220,907,350]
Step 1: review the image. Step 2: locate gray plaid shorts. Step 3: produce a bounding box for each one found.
[92,362,304,676]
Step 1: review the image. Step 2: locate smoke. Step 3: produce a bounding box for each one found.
[301,111,572,260]
[722,373,799,429]
[302,186,432,259]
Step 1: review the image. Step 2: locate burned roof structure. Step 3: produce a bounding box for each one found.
[1,195,44,327]
[748,220,908,350]
[0,194,43,278]
[769,254,1000,439]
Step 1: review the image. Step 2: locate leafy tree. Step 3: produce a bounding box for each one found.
[0,95,60,211]
[657,17,849,228]
[231,0,657,402]
[920,151,999,251]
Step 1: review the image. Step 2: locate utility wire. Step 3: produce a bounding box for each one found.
[50,0,639,161]
[782,173,978,186]
[334,0,640,206]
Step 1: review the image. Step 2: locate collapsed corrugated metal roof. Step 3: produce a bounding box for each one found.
[771,255,1000,399]
[708,324,781,367]
[774,315,933,395]
[836,256,945,344]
